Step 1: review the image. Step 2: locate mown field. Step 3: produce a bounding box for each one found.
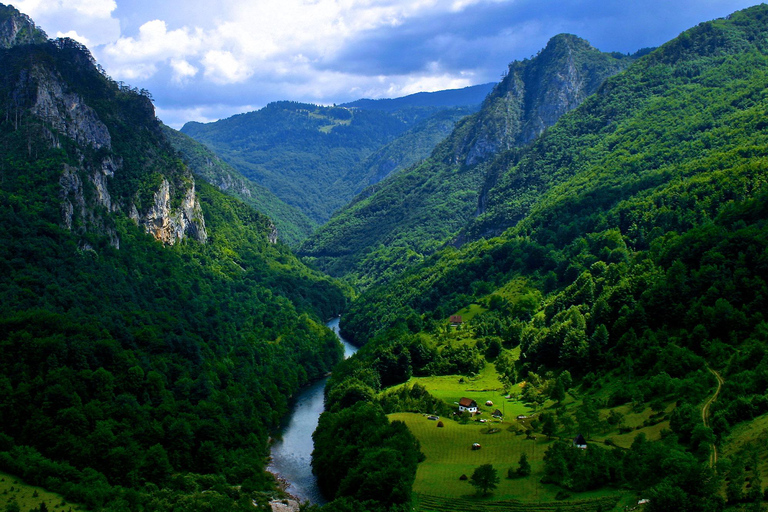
[0,471,84,512]
[389,412,630,508]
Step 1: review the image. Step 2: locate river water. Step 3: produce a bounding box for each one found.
[267,317,357,505]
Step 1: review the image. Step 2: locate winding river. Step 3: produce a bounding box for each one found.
[267,317,357,505]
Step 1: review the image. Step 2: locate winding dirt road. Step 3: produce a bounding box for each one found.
[702,366,724,468]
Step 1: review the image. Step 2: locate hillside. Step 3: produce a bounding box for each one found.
[322,5,768,511]
[299,34,637,288]
[162,125,317,246]
[181,102,444,223]
[344,106,477,192]
[0,6,349,510]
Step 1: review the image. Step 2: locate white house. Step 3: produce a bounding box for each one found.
[458,397,478,414]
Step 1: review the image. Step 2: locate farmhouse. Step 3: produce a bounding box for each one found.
[449,315,463,325]
[458,397,478,414]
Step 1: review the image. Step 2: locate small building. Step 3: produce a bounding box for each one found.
[492,409,503,419]
[516,415,528,420]
[458,397,478,414]
[449,315,463,324]
[573,433,588,449]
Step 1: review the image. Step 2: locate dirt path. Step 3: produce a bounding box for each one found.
[702,366,724,468]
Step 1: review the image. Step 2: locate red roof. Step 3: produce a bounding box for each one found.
[459,398,477,408]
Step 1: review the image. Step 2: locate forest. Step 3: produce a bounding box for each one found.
[0,22,349,511]
[313,5,768,511]
[3,2,768,512]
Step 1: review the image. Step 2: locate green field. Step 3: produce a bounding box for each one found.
[390,412,627,510]
[0,471,84,512]
[386,360,533,420]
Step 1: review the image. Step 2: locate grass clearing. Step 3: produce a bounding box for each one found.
[391,412,626,510]
[386,362,533,419]
[0,471,84,512]
[451,303,487,323]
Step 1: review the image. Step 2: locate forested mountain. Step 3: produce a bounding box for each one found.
[181,102,452,224]
[300,34,637,288]
[323,5,768,510]
[343,106,476,193]
[340,82,494,111]
[161,125,317,246]
[0,5,349,509]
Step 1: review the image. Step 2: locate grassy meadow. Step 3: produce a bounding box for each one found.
[0,472,84,512]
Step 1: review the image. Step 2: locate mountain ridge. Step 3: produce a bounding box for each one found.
[299,33,637,288]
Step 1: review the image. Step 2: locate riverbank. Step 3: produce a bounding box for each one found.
[266,318,358,505]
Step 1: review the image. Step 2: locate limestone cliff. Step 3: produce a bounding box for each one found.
[452,34,635,167]
[4,37,208,247]
[131,179,207,245]
[0,4,47,49]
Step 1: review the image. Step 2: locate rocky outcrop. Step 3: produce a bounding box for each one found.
[28,65,112,150]
[0,4,47,49]
[59,163,121,248]
[131,179,208,245]
[454,34,635,167]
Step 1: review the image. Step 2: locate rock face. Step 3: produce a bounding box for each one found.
[29,65,112,150]
[454,34,634,167]
[9,47,209,247]
[0,4,47,49]
[132,179,208,245]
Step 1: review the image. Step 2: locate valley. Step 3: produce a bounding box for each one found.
[2,2,768,512]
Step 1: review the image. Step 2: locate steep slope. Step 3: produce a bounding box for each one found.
[0,10,349,510]
[0,4,46,48]
[345,106,476,191]
[162,125,317,246]
[300,34,636,287]
[325,6,768,511]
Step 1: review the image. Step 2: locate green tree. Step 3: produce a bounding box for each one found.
[516,453,532,477]
[542,413,558,439]
[470,464,500,496]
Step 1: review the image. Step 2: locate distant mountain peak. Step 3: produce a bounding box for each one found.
[0,3,47,49]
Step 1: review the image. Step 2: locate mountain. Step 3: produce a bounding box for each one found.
[340,82,495,111]
[343,106,477,192]
[319,5,768,511]
[0,4,46,48]
[0,7,349,509]
[179,85,497,225]
[180,102,425,223]
[161,124,317,246]
[299,34,637,288]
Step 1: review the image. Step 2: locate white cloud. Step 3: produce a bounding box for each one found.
[170,59,198,83]
[104,20,204,62]
[202,50,253,84]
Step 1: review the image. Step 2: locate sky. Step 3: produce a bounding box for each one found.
[9,0,761,128]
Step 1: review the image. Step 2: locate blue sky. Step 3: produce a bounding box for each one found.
[10,0,761,128]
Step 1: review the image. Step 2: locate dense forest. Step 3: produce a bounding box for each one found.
[299,34,640,288]
[181,101,480,225]
[0,8,350,510]
[314,5,768,511]
[161,125,317,246]
[4,2,768,512]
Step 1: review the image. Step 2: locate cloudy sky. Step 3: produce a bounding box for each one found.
[9,0,760,128]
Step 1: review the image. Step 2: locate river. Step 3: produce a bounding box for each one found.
[267,317,357,505]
